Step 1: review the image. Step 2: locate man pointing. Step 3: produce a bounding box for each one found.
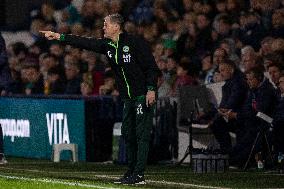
[40,13,160,184]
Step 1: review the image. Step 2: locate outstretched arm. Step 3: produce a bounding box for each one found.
[39,31,106,54]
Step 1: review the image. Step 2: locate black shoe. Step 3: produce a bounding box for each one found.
[122,174,146,185]
[113,170,132,184]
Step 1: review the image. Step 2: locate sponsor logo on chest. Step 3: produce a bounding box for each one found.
[122,46,131,63]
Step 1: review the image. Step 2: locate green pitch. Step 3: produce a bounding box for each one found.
[0,158,284,189]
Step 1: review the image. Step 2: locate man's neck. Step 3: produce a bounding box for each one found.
[111,32,122,42]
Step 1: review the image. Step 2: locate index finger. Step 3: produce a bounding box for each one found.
[39,31,48,34]
[146,98,149,107]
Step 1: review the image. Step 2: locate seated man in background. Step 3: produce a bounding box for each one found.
[210,59,248,154]
[227,67,277,167]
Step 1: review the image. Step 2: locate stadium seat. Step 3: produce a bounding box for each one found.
[52,143,78,162]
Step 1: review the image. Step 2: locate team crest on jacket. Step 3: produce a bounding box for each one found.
[123,46,129,52]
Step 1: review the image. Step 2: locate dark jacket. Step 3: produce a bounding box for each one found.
[219,70,248,112]
[26,76,45,95]
[62,32,160,99]
[50,79,66,95]
[64,75,82,95]
[237,79,277,121]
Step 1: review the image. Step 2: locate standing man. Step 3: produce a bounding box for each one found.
[40,14,160,184]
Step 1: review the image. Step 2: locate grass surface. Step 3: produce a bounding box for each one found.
[0,157,284,188]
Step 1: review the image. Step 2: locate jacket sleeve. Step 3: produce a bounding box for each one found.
[133,36,160,91]
[62,34,107,54]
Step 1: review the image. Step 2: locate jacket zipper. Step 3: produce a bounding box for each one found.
[108,37,132,98]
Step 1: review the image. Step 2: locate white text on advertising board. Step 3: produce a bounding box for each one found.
[0,119,30,142]
[46,113,70,145]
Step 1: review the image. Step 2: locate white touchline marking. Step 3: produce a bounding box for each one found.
[0,167,231,189]
[0,174,121,189]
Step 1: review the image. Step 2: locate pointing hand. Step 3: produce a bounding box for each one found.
[39,31,60,40]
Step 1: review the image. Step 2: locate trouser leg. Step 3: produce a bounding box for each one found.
[210,117,232,153]
[134,98,154,175]
[121,100,137,172]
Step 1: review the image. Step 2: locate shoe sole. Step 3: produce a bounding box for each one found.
[121,181,146,185]
[113,181,122,184]
[135,181,146,185]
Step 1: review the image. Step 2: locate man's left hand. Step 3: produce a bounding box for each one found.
[146,91,156,107]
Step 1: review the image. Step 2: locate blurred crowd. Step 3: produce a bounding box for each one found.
[0,0,283,98]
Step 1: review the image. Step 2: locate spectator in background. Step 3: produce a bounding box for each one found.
[214,14,233,43]
[61,4,81,26]
[240,46,258,72]
[271,8,284,38]
[259,37,274,56]
[215,0,227,14]
[81,81,93,96]
[213,47,228,66]
[157,71,171,98]
[200,52,216,84]
[163,38,177,58]
[81,50,104,95]
[99,70,118,96]
[271,38,284,52]
[124,21,137,35]
[195,13,212,55]
[153,42,164,60]
[227,67,277,167]
[39,53,61,80]
[268,63,283,88]
[164,55,177,89]
[7,42,28,63]
[226,0,243,24]
[238,11,266,50]
[0,32,12,95]
[47,66,66,95]
[64,61,82,95]
[49,42,65,65]
[176,22,198,58]
[22,64,44,95]
[210,60,248,154]
[219,38,240,64]
[5,68,22,95]
[80,0,100,29]
[171,58,198,96]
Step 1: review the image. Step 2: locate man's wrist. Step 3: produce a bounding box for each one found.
[147,86,155,91]
[59,34,65,41]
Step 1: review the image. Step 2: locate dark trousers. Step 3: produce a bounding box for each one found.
[210,116,238,153]
[211,116,258,165]
[121,97,154,175]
